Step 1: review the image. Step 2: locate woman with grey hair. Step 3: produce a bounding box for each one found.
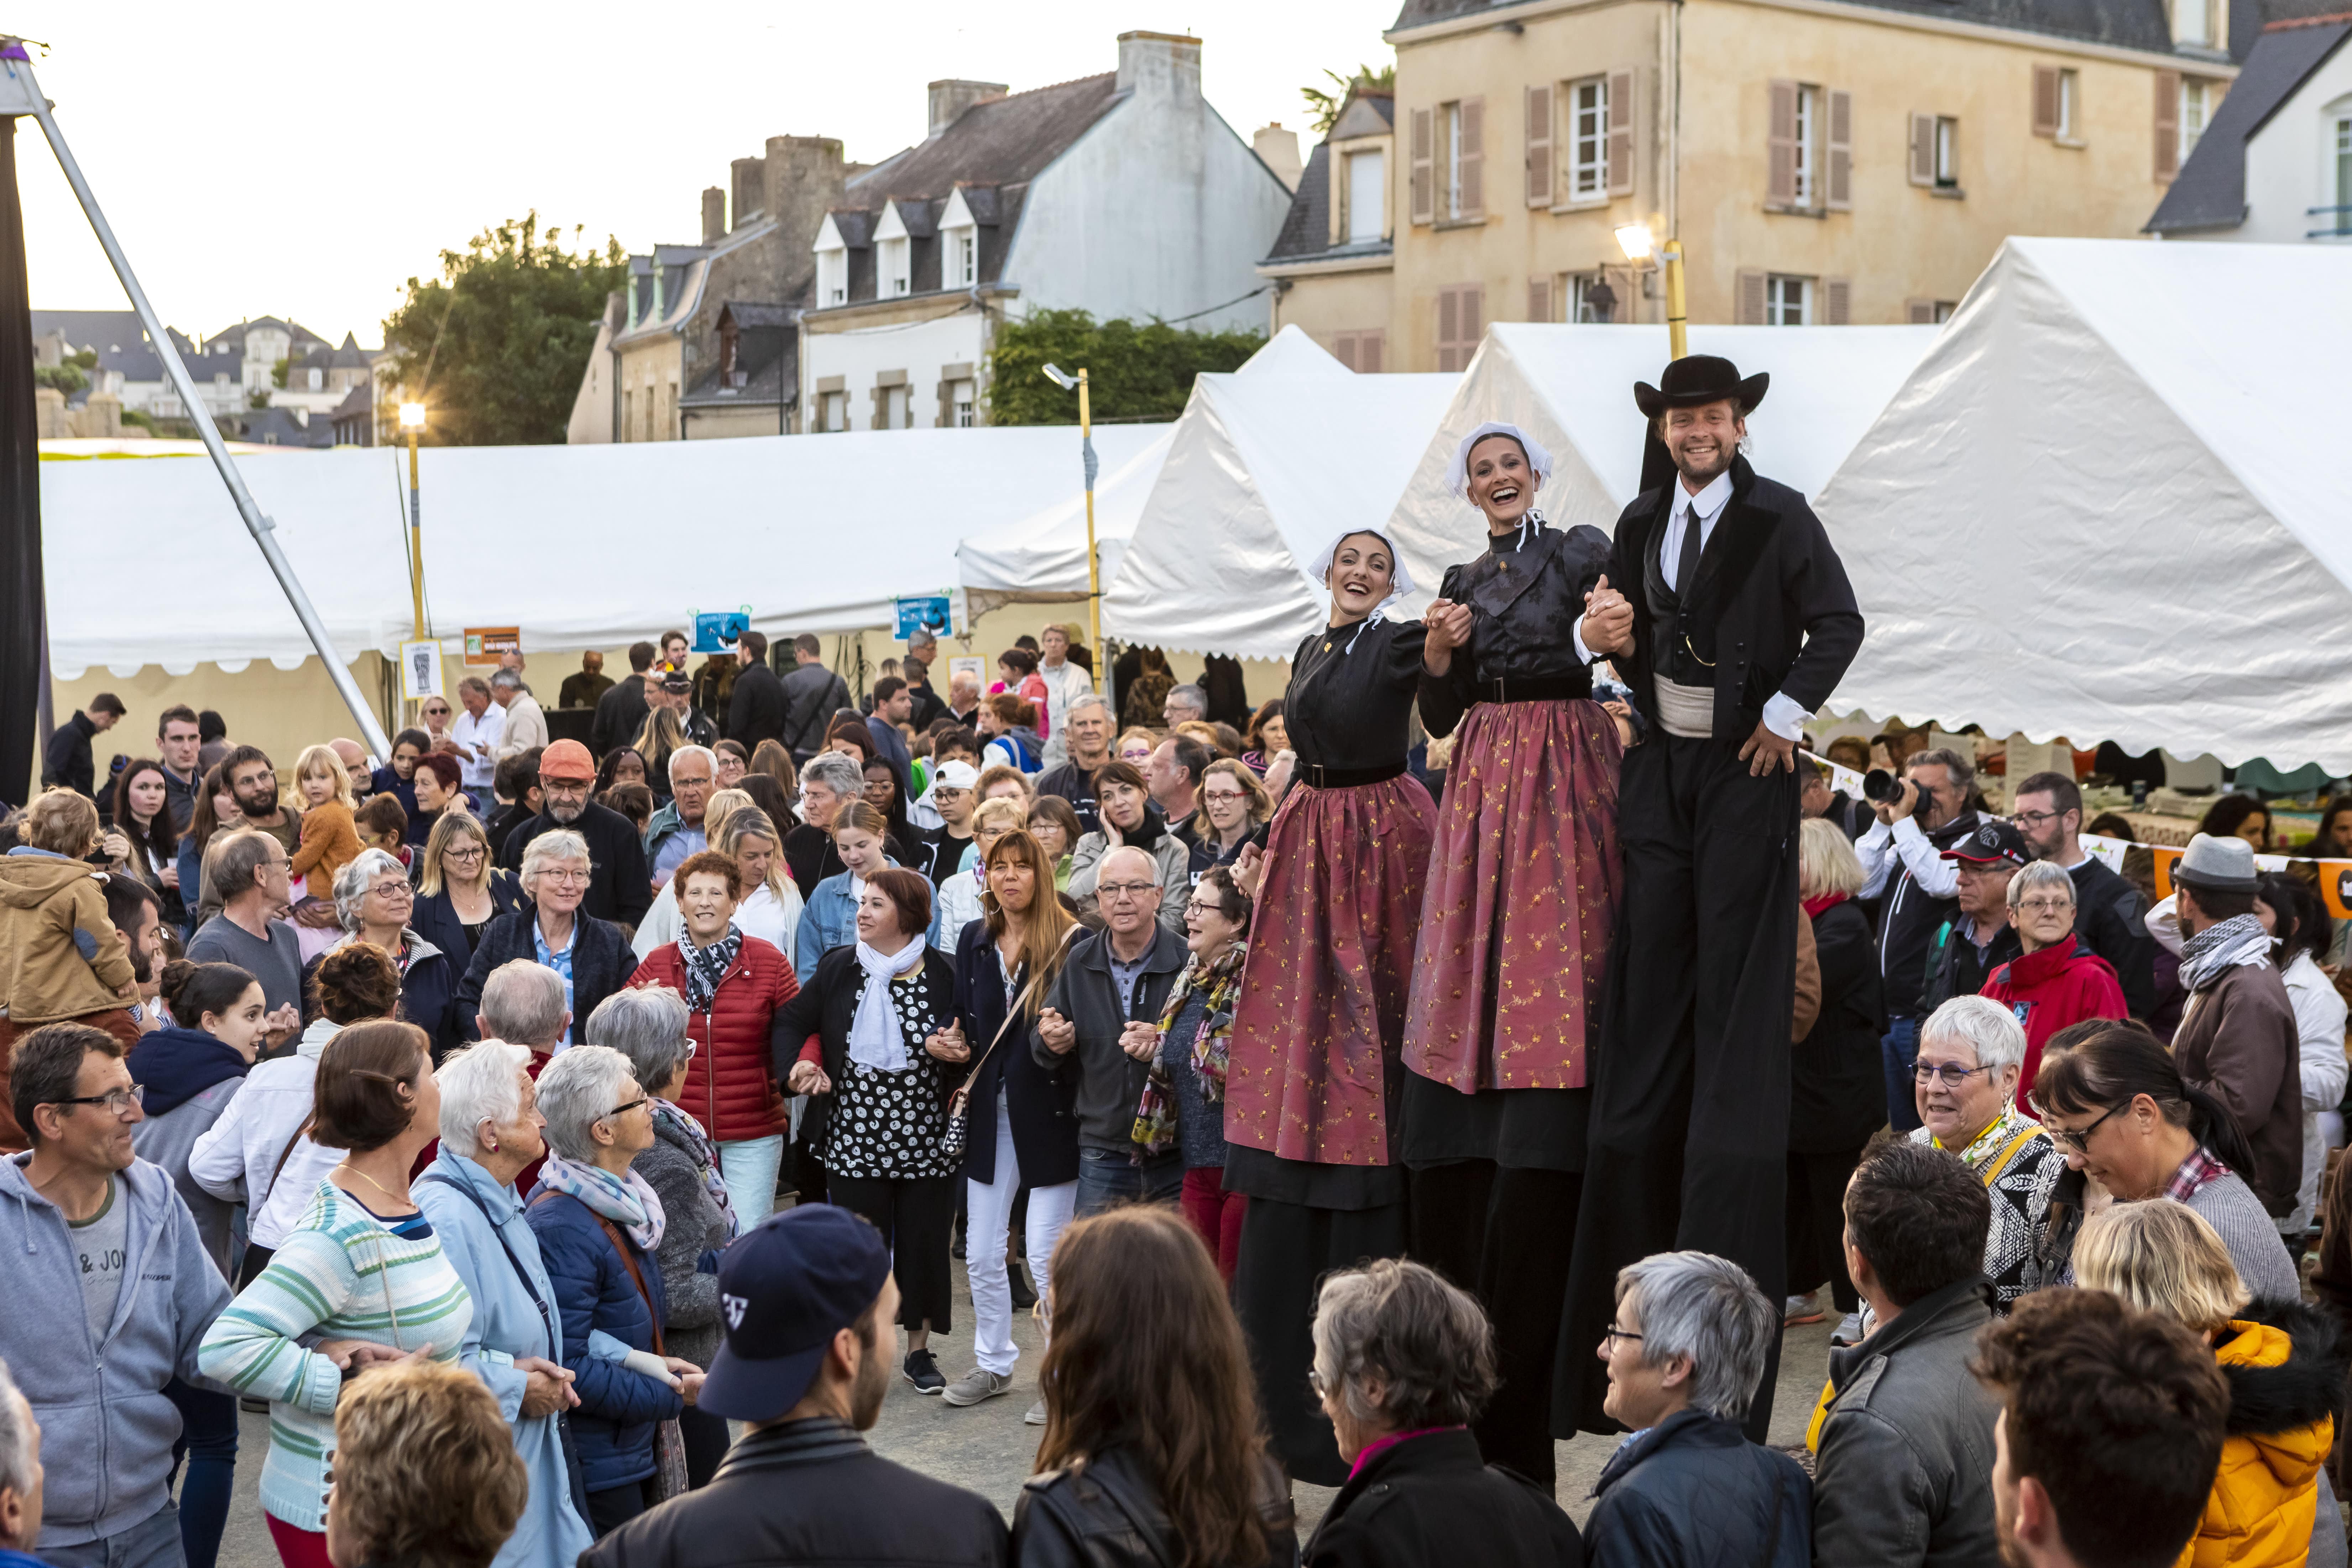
[309,846,459,1057]
[1981,859,2127,1112]
[585,986,736,1487]
[1906,994,2065,1308]
[453,829,634,1047]
[412,1042,594,1568]
[1304,1259,1583,1567]
[1585,1251,1812,1567]
[524,1045,704,1535]
[784,751,893,898]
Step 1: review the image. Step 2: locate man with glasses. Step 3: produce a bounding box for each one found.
[1034,845,1190,1216]
[218,746,300,858]
[496,741,650,929]
[1917,820,2029,1019]
[183,833,303,1040]
[2009,770,2155,1020]
[1854,747,1986,1132]
[0,1022,232,1568]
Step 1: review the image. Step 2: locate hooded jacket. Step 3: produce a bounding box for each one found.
[1980,936,2127,1110]
[627,935,799,1143]
[2185,1302,2343,1568]
[126,1025,251,1276]
[0,1154,233,1548]
[188,1017,344,1251]
[0,847,136,1023]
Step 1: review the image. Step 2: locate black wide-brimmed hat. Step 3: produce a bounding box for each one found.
[1632,354,1770,419]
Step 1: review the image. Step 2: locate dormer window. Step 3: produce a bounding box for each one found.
[814,213,849,308]
[946,225,977,287]
[875,202,913,298]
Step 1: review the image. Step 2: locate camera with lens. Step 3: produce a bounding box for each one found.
[1862,768,1908,806]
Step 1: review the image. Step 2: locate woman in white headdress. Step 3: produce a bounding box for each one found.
[1394,421,1633,1486]
[1222,525,1438,1485]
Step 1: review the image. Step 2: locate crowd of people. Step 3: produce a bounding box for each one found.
[5,350,2352,1568]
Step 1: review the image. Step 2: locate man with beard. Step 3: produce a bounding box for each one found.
[580,1204,1009,1567]
[497,740,651,929]
[1558,355,1865,1441]
[218,746,300,856]
[100,875,168,1034]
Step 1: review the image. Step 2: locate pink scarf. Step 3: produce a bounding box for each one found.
[1347,1425,1465,1481]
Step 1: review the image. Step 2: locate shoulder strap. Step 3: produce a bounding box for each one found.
[418,1173,553,1325]
[265,1110,316,1202]
[957,956,1055,1097]
[588,1205,666,1357]
[1073,1456,1179,1568]
[1978,1124,2046,1190]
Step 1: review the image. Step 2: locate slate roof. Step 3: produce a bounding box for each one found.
[225,406,335,448]
[1263,93,1397,266]
[2148,16,2352,230]
[31,310,185,384]
[817,72,1127,304]
[1387,0,2261,58]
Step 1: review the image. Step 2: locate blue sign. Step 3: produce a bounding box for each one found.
[895,594,953,640]
[693,610,751,653]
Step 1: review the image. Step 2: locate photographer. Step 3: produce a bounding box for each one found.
[1854,747,1985,1132]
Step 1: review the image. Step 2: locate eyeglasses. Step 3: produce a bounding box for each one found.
[49,1084,144,1117]
[543,780,591,795]
[605,1097,649,1120]
[2045,1102,2127,1155]
[1202,789,1249,805]
[367,881,413,900]
[1098,881,1158,900]
[2014,897,2074,916]
[1184,899,1223,917]
[1602,1324,1644,1346]
[540,867,592,885]
[2010,809,2064,829]
[444,845,485,862]
[1914,1061,1996,1088]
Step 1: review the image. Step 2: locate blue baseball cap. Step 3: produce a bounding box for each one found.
[698,1205,892,1422]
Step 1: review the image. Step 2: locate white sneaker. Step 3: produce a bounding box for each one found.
[941,1367,1014,1407]
[1783,1292,1824,1327]
[1831,1310,1867,1347]
[1024,1397,1048,1426]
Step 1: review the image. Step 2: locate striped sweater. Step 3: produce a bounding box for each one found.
[196,1179,472,1532]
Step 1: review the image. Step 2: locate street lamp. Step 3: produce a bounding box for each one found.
[1039,362,1101,661]
[1615,221,1688,360]
[398,402,428,642]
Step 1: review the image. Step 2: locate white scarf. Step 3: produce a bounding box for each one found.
[848,936,927,1071]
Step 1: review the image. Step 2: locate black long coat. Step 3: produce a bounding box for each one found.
[1789,897,1887,1153]
[1304,1427,1582,1568]
[1606,453,1864,742]
[949,920,1079,1188]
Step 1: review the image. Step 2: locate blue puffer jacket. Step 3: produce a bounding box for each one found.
[1584,1408,1811,1568]
[524,1188,682,1495]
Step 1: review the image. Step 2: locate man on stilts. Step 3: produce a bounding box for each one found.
[1554,355,1864,1439]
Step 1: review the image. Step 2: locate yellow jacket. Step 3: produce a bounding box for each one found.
[2180,1312,2337,1568]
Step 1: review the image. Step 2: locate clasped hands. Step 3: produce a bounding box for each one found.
[1421,575,1634,664]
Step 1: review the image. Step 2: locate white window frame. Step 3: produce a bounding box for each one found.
[2174,0,2212,46]
[2331,108,2352,235]
[1345,149,1386,243]
[816,246,847,307]
[1445,101,1464,220]
[953,381,976,427]
[2181,79,2212,158]
[2056,69,2079,141]
[1934,115,1960,188]
[1569,76,1609,202]
[1767,274,1811,326]
[945,226,977,287]
[1791,86,1819,208]
[1569,271,1614,323]
[879,237,910,298]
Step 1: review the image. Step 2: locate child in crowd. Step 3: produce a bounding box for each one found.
[288,743,363,901]
[354,793,411,870]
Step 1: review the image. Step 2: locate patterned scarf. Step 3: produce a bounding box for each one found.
[537,1148,667,1251]
[680,929,741,1011]
[2178,912,2270,995]
[652,1099,739,1240]
[1131,941,1250,1156]
[1936,1102,2041,1173]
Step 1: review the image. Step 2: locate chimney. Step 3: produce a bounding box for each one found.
[927,79,1008,138]
[1253,123,1303,191]
[1116,31,1201,99]
[763,136,849,282]
[701,187,726,245]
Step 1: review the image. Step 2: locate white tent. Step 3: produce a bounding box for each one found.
[36,424,1169,678]
[1384,323,1938,606]
[1817,236,2352,772]
[953,325,1343,617]
[1102,348,1460,659]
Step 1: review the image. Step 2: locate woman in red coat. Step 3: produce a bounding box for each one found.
[627,848,800,1226]
[1981,859,2126,1112]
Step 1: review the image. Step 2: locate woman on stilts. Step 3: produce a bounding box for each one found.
[1222,527,1439,1488]
[1398,422,1632,1486]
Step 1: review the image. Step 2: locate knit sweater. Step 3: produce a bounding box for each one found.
[288,799,363,901]
[196,1179,471,1531]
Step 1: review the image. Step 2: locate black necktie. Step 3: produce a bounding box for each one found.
[1674,501,1704,599]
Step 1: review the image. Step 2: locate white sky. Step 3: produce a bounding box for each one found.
[18,1,1396,348]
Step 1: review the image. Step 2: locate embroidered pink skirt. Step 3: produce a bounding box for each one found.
[1224,773,1439,1167]
[1403,698,1623,1093]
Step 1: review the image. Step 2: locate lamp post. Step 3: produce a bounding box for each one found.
[1040,362,1101,659]
[399,402,427,641]
[1615,221,1688,360]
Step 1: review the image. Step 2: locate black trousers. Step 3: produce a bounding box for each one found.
[585,1476,657,1538]
[678,1405,730,1490]
[1409,1162,1581,1486]
[1557,732,1799,1441]
[1232,1194,1410,1488]
[827,1172,958,1333]
[1786,1146,1865,1314]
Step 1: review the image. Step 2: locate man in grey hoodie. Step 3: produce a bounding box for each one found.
[1,1022,232,1568]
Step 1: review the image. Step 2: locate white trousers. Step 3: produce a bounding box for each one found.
[967,1098,1077,1378]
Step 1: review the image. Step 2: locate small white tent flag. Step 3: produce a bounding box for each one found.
[1817,237,2352,773]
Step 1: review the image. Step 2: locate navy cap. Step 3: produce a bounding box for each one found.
[698,1205,892,1422]
[1940,819,2031,870]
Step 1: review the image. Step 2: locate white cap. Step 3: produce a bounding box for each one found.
[933,760,981,790]
[1445,421,1555,500]
[1307,526,1417,607]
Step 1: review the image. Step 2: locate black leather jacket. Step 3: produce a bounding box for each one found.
[1013,1447,1296,1568]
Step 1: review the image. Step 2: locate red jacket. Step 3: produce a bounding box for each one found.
[1981,936,2127,1114]
[628,936,800,1142]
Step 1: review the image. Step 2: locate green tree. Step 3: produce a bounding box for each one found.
[380,211,626,446]
[270,356,289,389]
[1301,63,1395,135]
[986,309,1262,427]
[32,362,87,395]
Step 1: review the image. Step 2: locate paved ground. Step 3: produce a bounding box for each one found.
[213,1271,1836,1567]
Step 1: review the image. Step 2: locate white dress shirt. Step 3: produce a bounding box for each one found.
[450,704,506,791]
[1653,469,1812,742]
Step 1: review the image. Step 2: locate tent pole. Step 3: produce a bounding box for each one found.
[18,58,391,756]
